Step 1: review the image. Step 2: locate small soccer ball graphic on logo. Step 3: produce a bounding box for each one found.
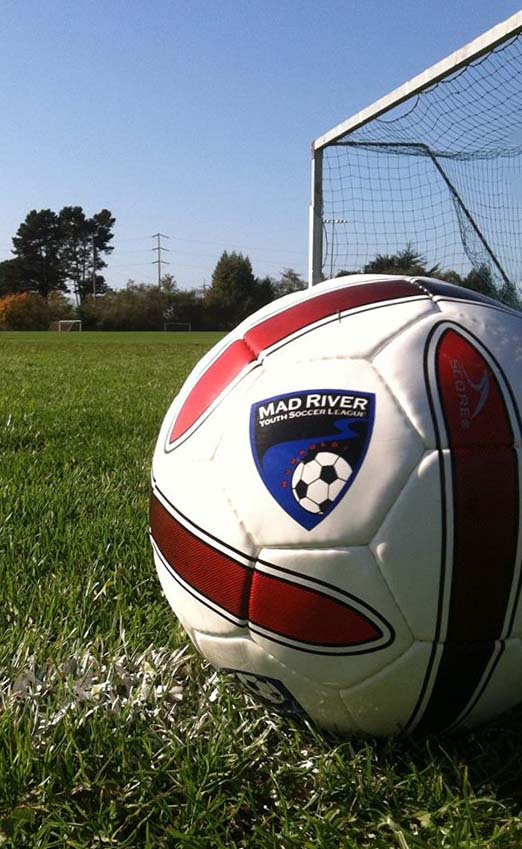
[292,451,352,514]
[151,275,522,736]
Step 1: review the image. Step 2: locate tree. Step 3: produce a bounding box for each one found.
[335,269,360,278]
[59,206,115,304]
[0,259,25,297]
[163,287,209,330]
[250,275,275,313]
[272,268,307,299]
[461,264,497,299]
[498,279,521,310]
[159,273,178,293]
[6,207,115,302]
[362,247,521,309]
[460,264,521,309]
[12,209,66,299]
[205,251,272,329]
[363,245,440,277]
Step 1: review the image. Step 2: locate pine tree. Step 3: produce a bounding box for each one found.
[12,209,66,299]
[59,207,115,304]
[206,251,264,328]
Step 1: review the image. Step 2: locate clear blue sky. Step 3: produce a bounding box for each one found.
[1,0,520,289]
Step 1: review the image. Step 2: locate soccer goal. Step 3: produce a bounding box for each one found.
[163,322,192,332]
[49,320,82,332]
[309,11,522,300]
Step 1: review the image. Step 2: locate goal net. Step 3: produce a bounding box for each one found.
[49,320,82,332]
[309,12,522,303]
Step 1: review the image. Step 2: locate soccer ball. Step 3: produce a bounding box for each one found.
[292,451,352,515]
[150,274,522,735]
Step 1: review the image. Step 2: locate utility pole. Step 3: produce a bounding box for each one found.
[152,233,170,287]
[91,234,97,301]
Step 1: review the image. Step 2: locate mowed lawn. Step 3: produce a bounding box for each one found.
[2,330,522,848]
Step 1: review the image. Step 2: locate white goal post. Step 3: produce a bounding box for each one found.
[309,11,522,287]
[49,320,82,332]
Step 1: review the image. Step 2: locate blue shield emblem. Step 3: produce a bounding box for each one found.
[250,388,375,530]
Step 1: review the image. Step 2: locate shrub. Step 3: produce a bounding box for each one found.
[47,291,76,323]
[77,281,212,331]
[0,291,76,330]
[78,285,170,331]
[0,293,50,330]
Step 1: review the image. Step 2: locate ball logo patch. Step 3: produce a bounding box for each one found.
[250,389,375,529]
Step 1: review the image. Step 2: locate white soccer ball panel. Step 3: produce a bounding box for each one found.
[298,459,322,485]
[333,454,352,479]
[253,547,413,688]
[328,477,346,501]
[373,314,443,448]
[194,631,360,733]
[152,457,258,557]
[370,450,443,641]
[457,639,522,730]
[302,477,329,506]
[217,357,424,547]
[340,641,433,736]
[317,450,343,466]
[297,496,322,514]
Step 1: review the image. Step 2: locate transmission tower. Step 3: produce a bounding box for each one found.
[152,233,170,287]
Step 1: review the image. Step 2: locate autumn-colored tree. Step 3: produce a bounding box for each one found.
[0,291,74,330]
[0,293,50,330]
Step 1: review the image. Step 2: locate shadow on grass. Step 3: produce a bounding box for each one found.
[321,701,522,805]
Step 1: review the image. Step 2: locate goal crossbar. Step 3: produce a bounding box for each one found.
[49,320,82,332]
[309,11,522,286]
[313,11,522,152]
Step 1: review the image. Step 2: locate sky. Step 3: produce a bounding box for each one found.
[1,0,521,290]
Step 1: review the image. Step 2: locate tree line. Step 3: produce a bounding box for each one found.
[0,206,309,330]
[0,210,519,331]
[338,246,521,309]
[77,259,307,332]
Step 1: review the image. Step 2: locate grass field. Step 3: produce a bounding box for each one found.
[2,331,522,848]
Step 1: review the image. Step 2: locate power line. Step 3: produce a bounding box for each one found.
[116,232,304,258]
[168,235,305,257]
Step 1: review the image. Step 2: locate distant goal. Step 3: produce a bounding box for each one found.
[309,11,522,302]
[164,322,191,332]
[49,320,82,332]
